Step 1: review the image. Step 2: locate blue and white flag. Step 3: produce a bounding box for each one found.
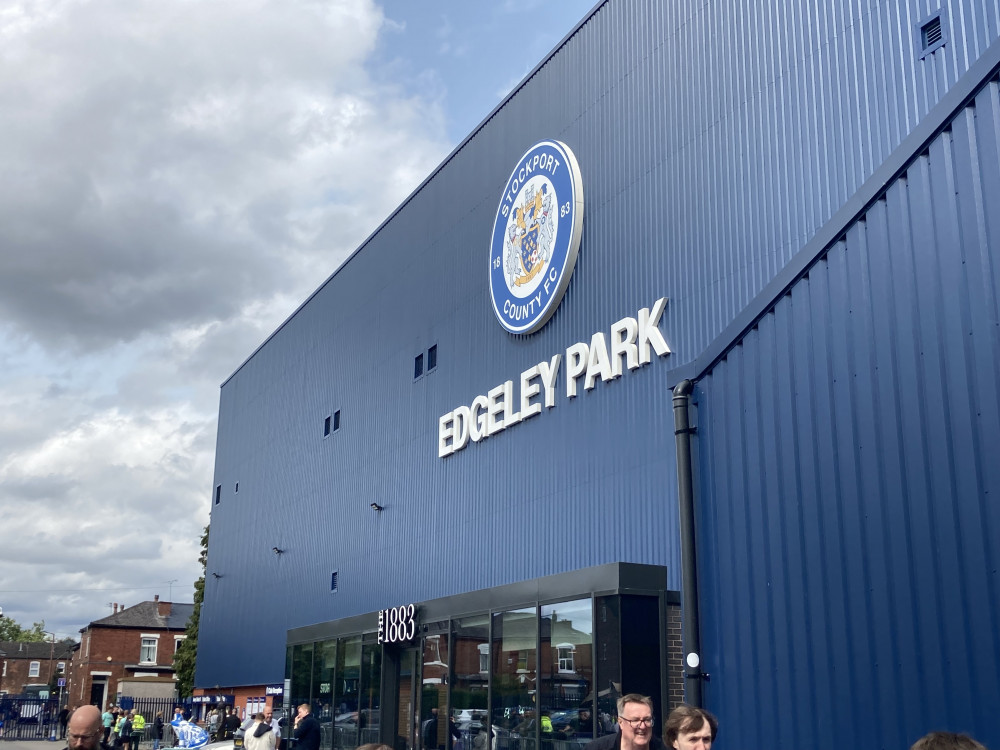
[170,719,209,749]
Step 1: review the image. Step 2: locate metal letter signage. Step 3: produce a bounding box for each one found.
[489,140,584,335]
[438,299,671,458]
[378,604,417,644]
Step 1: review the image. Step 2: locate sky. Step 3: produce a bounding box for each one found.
[0,0,598,640]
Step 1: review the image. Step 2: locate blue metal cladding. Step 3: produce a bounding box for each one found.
[197,0,1000,699]
[693,67,1000,748]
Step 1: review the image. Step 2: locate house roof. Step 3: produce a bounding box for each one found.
[0,640,76,659]
[86,600,194,631]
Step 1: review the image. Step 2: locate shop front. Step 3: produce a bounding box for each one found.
[285,564,680,750]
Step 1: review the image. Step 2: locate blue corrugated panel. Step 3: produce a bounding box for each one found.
[197,0,1000,697]
[694,69,1000,748]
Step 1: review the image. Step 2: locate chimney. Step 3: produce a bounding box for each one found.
[158,600,172,617]
[113,603,118,614]
[154,595,159,602]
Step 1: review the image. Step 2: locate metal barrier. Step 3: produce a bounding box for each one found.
[0,696,60,741]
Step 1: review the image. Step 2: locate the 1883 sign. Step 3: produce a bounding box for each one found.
[378,604,417,643]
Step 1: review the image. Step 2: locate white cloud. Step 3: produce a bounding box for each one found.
[0,0,451,638]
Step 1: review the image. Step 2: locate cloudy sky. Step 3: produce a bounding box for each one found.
[0,0,596,640]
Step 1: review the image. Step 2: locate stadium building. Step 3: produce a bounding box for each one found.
[196,1,1000,748]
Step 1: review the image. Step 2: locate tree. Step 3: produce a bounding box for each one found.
[0,616,48,642]
[173,524,208,697]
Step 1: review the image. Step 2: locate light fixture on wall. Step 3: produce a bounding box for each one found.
[272,547,284,555]
[370,502,384,512]
[211,572,223,579]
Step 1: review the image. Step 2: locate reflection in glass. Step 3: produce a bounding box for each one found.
[421,634,456,750]
[316,640,339,750]
[491,608,537,750]
[290,643,314,723]
[332,637,362,750]
[358,642,382,746]
[451,616,490,750]
[540,600,593,750]
[397,648,420,750]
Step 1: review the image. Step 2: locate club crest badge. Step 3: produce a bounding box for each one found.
[489,140,584,334]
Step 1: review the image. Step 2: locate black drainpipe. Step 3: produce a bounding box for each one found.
[672,378,704,707]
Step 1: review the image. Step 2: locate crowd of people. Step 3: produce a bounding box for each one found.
[54,697,989,750]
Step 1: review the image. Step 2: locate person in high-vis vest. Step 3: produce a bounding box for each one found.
[130,712,145,750]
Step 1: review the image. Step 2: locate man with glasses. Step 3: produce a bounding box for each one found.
[584,694,658,750]
[66,705,111,750]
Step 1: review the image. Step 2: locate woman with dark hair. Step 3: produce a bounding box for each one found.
[910,732,989,750]
[152,712,164,750]
[662,705,717,750]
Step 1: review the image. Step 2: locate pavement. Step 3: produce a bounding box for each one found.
[0,741,65,750]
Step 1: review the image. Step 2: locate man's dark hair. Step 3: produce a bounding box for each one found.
[663,705,718,746]
[910,732,988,750]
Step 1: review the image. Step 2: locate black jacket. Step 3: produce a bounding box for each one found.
[584,731,663,750]
[584,733,620,750]
[293,714,321,750]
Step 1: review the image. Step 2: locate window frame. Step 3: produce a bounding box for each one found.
[139,634,160,664]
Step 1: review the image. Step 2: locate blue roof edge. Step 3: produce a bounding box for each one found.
[666,35,1000,390]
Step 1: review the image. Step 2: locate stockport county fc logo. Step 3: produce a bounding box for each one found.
[489,140,584,335]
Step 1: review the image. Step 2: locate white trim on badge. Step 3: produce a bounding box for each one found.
[489,140,584,335]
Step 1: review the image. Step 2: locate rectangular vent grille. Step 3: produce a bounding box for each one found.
[331,571,339,592]
[922,17,942,48]
[917,12,946,58]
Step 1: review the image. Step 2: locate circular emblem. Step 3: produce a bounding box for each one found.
[489,140,584,334]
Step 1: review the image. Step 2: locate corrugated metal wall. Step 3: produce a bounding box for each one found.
[694,68,1000,748]
[198,0,1000,696]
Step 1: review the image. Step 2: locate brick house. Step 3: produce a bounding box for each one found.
[69,596,193,708]
[0,639,75,698]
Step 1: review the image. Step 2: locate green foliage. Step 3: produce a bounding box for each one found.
[173,524,208,697]
[0,617,48,642]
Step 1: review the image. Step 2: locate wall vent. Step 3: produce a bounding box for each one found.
[917,11,946,58]
[330,571,339,592]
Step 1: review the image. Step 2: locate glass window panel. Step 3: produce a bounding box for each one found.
[358,642,382,746]
[540,600,593,750]
[397,648,420,750]
[452,615,490,750]
[421,634,454,750]
[332,637,362,750]
[316,641,338,750]
[592,596,622,738]
[289,643,315,722]
[491,608,537,750]
[140,638,157,663]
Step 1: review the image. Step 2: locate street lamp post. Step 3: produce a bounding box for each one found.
[42,632,62,708]
[41,631,59,742]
